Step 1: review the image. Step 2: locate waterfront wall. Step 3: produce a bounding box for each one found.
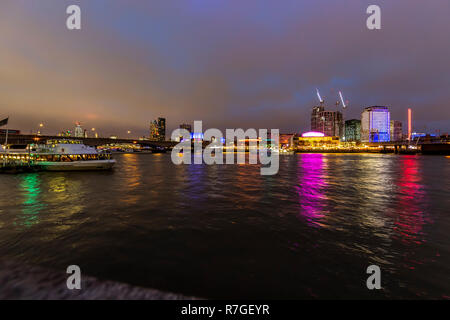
[0,260,199,300]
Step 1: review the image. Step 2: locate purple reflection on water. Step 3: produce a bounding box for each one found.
[295,154,328,227]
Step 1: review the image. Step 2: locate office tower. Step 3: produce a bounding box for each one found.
[361,106,390,142]
[311,105,325,133]
[310,105,343,138]
[149,120,159,141]
[149,117,166,141]
[74,122,84,138]
[157,117,166,141]
[345,119,361,142]
[390,120,403,142]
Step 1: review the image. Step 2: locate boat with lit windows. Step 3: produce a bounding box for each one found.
[29,139,116,171]
[1,144,41,173]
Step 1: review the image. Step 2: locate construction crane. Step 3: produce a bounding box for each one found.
[339,91,347,109]
[316,88,324,104]
[338,91,348,141]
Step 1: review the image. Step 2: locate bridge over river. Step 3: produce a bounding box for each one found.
[0,134,177,149]
[1,134,449,154]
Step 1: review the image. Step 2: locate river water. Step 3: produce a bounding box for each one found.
[0,153,449,299]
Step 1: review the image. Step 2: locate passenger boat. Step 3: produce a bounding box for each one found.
[1,144,39,173]
[28,139,116,171]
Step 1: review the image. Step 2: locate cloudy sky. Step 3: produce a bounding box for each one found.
[1,0,449,137]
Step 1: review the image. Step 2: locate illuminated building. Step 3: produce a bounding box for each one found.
[172,123,193,142]
[149,117,166,141]
[411,132,436,140]
[158,117,166,141]
[149,121,158,141]
[310,105,343,138]
[302,131,325,137]
[344,119,361,142]
[361,106,390,142]
[311,105,324,133]
[191,132,204,142]
[279,133,296,149]
[74,122,84,138]
[297,131,340,148]
[408,108,412,141]
[390,120,403,141]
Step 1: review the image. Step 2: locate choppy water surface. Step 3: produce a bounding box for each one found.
[0,153,449,299]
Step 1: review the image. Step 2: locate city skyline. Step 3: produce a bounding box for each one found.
[1,0,450,137]
[1,1,450,303]
[0,104,427,140]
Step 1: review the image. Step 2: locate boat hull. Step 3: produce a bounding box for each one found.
[39,160,116,171]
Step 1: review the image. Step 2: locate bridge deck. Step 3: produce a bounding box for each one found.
[0,134,177,148]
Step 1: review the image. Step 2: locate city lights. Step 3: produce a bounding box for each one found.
[302,131,325,138]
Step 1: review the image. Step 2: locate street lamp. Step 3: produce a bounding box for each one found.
[91,128,99,138]
[37,123,44,136]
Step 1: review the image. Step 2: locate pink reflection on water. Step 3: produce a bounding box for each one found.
[394,156,428,244]
[295,154,328,227]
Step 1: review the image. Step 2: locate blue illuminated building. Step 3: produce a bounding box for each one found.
[361,106,391,142]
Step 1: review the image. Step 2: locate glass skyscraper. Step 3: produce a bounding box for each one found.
[361,106,390,142]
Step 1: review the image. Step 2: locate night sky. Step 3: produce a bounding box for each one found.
[1,0,449,137]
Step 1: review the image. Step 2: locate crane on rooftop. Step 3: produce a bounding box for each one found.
[316,88,324,104]
[339,91,347,109]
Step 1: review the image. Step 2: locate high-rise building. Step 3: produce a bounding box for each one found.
[149,120,159,141]
[157,117,166,141]
[361,106,390,142]
[172,123,193,142]
[179,123,192,133]
[311,105,324,133]
[74,122,84,138]
[149,117,166,141]
[310,104,343,138]
[345,119,361,142]
[390,120,403,142]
